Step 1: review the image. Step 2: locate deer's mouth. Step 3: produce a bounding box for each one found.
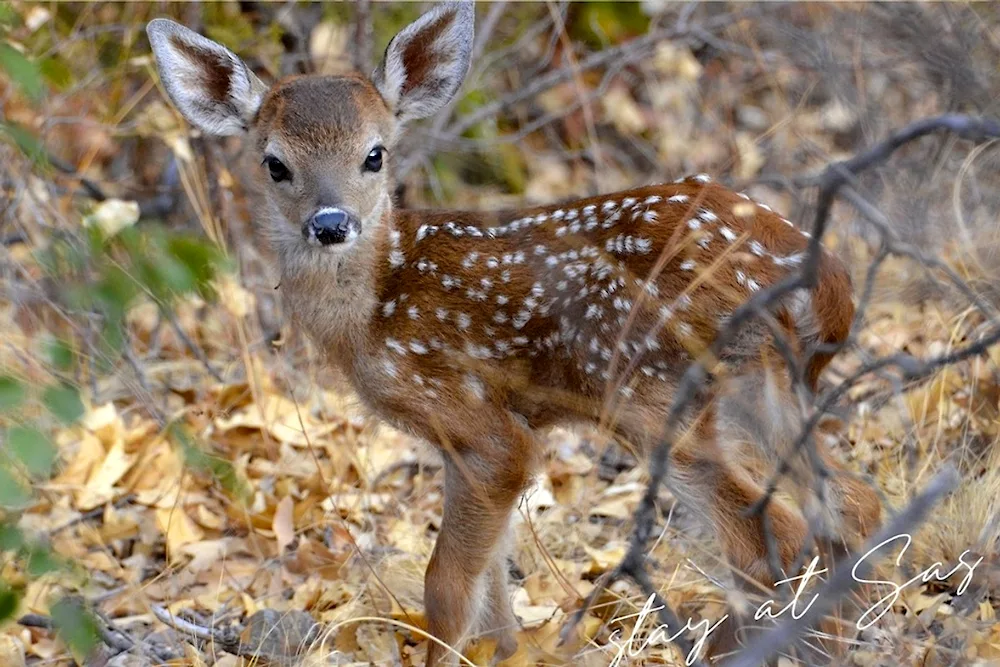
[303,207,361,247]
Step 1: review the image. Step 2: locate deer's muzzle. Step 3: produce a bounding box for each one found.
[304,208,359,246]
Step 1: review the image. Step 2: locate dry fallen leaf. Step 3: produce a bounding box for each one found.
[273,495,296,554]
[156,507,205,561]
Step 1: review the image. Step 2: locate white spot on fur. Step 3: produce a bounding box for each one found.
[464,342,493,359]
[774,253,805,266]
[464,374,486,400]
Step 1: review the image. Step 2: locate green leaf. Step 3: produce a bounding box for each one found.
[0,466,31,508]
[151,252,197,297]
[39,55,72,90]
[42,384,84,425]
[0,41,44,102]
[0,375,25,412]
[0,524,24,552]
[24,545,63,576]
[94,265,138,319]
[46,338,75,371]
[8,426,56,477]
[0,584,19,623]
[51,597,99,656]
[0,121,47,166]
[0,3,19,28]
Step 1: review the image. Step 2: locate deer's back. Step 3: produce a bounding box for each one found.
[363,175,852,422]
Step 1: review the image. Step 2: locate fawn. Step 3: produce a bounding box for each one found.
[148,2,881,664]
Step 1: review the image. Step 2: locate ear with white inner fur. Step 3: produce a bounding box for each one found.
[372,1,474,125]
[146,19,267,136]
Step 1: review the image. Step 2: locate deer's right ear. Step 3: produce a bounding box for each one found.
[146,19,267,136]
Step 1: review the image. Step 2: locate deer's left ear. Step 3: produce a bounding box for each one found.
[373,1,474,125]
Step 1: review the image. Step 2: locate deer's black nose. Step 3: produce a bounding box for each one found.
[307,208,352,245]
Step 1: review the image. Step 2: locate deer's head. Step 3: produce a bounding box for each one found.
[147,2,473,254]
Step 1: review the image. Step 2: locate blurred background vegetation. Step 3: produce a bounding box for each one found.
[1,2,1000,665]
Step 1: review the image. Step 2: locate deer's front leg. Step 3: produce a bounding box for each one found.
[476,531,519,662]
[424,423,535,666]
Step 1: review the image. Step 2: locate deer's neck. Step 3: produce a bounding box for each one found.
[278,207,394,366]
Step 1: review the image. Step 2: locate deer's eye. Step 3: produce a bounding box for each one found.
[263,155,291,183]
[364,146,384,173]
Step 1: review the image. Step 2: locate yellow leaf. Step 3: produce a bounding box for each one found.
[216,393,340,446]
[179,538,230,573]
[81,402,123,448]
[511,587,560,629]
[602,87,646,135]
[194,504,224,530]
[0,634,25,667]
[583,542,627,575]
[736,133,765,180]
[76,439,134,511]
[52,431,104,487]
[215,277,255,319]
[156,507,205,560]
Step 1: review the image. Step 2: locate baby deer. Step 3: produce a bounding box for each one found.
[148,3,880,664]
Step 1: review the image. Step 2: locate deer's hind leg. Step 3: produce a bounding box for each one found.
[612,388,810,662]
[715,361,881,551]
[614,388,810,585]
[712,362,883,662]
